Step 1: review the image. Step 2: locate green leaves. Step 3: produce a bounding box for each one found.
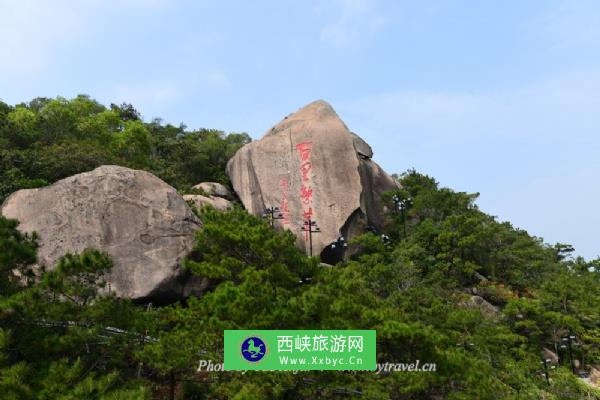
[6,107,40,148]
[0,216,38,295]
[0,246,153,399]
[0,359,31,400]
[383,170,559,290]
[0,95,250,204]
[1,95,599,398]
[110,120,152,168]
[187,206,318,286]
[39,250,112,307]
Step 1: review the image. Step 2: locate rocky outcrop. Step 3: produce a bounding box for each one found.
[226,100,398,261]
[185,181,235,211]
[459,295,500,318]
[183,194,232,211]
[542,348,559,364]
[1,165,202,301]
[590,365,600,387]
[192,182,234,200]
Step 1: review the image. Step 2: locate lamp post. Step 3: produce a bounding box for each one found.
[540,358,554,385]
[331,236,348,256]
[365,226,392,246]
[561,334,577,374]
[262,206,284,228]
[392,195,413,236]
[457,341,475,350]
[381,234,392,247]
[301,218,320,256]
[365,225,378,234]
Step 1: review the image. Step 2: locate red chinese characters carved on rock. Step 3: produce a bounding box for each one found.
[302,207,313,221]
[295,142,313,162]
[300,162,312,182]
[299,184,313,205]
[295,141,314,241]
[278,178,290,226]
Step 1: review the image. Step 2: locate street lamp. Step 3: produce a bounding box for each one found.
[392,194,413,212]
[301,218,320,256]
[457,341,475,352]
[262,206,284,228]
[365,225,378,234]
[392,195,413,236]
[331,236,348,253]
[540,358,555,385]
[381,234,392,247]
[365,226,392,246]
[561,334,577,374]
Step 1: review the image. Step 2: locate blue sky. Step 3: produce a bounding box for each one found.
[1,0,599,259]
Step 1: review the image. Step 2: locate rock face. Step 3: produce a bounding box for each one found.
[542,348,559,364]
[590,365,600,387]
[226,100,398,261]
[192,182,234,200]
[1,165,202,301]
[459,295,500,318]
[183,194,232,211]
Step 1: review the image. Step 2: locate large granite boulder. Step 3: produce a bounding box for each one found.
[183,194,233,211]
[1,165,202,301]
[226,100,398,261]
[590,365,600,388]
[192,182,234,200]
[459,295,500,318]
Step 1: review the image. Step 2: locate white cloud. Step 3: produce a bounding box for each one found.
[320,0,386,48]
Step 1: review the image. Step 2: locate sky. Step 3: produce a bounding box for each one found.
[1,0,599,259]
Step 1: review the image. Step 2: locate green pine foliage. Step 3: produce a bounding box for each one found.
[0,241,152,399]
[135,189,600,399]
[0,96,251,202]
[0,216,38,295]
[0,97,599,399]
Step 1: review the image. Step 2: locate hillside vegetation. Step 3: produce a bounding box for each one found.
[0,96,599,399]
[0,95,250,203]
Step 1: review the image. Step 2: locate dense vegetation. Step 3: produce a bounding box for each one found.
[0,95,251,203]
[0,97,599,399]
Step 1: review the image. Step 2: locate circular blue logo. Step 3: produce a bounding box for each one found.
[241,336,266,362]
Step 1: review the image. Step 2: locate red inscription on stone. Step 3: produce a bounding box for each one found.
[302,207,313,220]
[295,141,315,242]
[279,178,290,225]
[299,184,313,205]
[300,162,312,182]
[295,142,313,162]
